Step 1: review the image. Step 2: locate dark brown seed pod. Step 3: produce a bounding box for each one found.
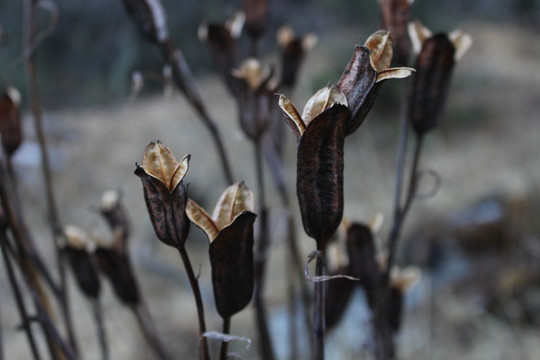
[346,223,381,290]
[120,0,169,44]
[337,46,378,136]
[209,211,256,319]
[379,0,414,66]
[95,247,140,305]
[408,33,456,135]
[63,225,101,299]
[325,265,355,331]
[243,0,268,40]
[135,141,191,247]
[296,104,348,249]
[100,190,131,245]
[0,86,22,156]
[277,26,318,88]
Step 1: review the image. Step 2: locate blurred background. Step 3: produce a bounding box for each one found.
[1,0,540,359]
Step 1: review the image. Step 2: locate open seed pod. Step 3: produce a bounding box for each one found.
[408,21,472,135]
[277,26,318,88]
[337,30,414,136]
[135,141,191,248]
[187,182,256,318]
[120,0,169,44]
[63,225,101,299]
[279,86,349,249]
[0,86,22,156]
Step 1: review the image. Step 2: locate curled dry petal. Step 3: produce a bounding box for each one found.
[376,67,415,82]
[212,182,254,230]
[186,200,220,242]
[408,20,433,55]
[278,94,305,142]
[142,141,189,192]
[449,29,472,61]
[302,86,348,126]
[365,30,394,72]
[209,211,256,318]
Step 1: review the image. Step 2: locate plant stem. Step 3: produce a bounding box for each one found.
[23,0,78,354]
[253,141,276,360]
[132,303,174,360]
[219,316,231,360]
[0,231,42,360]
[92,299,109,360]
[313,247,326,360]
[176,246,210,360]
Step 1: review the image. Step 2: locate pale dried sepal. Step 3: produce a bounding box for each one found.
[365,30,394,72]
[212,182,254,229]
[368,213,384,235]
[376,67,415,83]
[232,58,270,90]
[408,21,433,55]
[449,29,472,61]
[302,34,318,51]
[142,141,178,190]
[186,199,219,242]
[226,11,245,38]
[277,25,295,47]
[169,154,190,191]
[5,86,21,106]
[278,94,305,135]
[301,86,347,126]
[391,266,421,293]
[101,190,120,212]
[64,225,94,251]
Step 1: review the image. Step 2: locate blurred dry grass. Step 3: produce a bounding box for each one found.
[1,19,540,359]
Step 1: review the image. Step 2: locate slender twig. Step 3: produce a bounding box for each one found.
[132,303,174,360]
[219,316,231,360]
[253,141,276,360]
[176,246,210,360]
[313,248,326,360]
[0,231,42,360]
[23,0,78,354]
[92,299,109,360]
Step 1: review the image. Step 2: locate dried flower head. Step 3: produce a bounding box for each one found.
[187,182,256,318]
[277,26,318,88]
[408,21,472,135]
[135,141,191,247]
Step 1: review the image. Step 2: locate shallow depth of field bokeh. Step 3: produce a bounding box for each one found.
[1,0,540,359]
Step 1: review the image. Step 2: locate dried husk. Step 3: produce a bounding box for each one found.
[296,104,348,249]
[346,223,381,290]
[409,33,456,135]
[0,87,22,156]
[95,247,140,305]
[65,247,101,299]
[325,265,355,331]
[277,26,317,88]
[209,211,256,318]
[121,0,169,44]
[336,46,378,136]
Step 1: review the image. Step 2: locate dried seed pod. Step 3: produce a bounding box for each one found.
[95,246,140,305]
[199,13,244,95]
[279,87,349,248]
[346,223,381,290]
[100,190,131,245]
[277,26,318,88]
[63,225,101,299]
[120,0,169,44]
[135,141,190,247]
[337,31,413,136]
[243,0,268,40]
[0,86,22,156]
[186,182,256,318]
[379,0,414,66]
[325,265,355,331]
[408,22,472,135]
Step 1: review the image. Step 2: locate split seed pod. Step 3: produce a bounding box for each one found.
[408,21,472,135]
[379,0,414,66]
[135,141,190,248]
[186,182,256,319]
[277,26,318,88]
[279,86,349,249]
[120,0,169,44]
[337,30,414,136]
[0,86,22,156]
[63,225,101,299]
